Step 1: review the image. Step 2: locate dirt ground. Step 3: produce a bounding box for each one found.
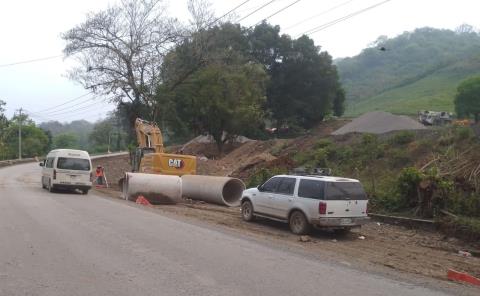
[96,186,480,284]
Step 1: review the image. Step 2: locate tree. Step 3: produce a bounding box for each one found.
[53,133,79,149]
[4,123,49,159]
[248,23,344,128]
[172,62,267,153]
[333,88,346,117]
[455,76,480,122]
[0,100,9,159]
[62,0,183,121]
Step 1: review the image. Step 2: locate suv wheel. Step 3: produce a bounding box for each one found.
[289,211,310,235]
[241,200,255,221]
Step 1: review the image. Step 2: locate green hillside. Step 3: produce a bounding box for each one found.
[336,26,480,116]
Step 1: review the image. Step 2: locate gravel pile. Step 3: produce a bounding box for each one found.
[332,111,426,135]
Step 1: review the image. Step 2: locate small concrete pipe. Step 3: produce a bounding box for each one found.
[181,175,245,207]
[123,172,182,204]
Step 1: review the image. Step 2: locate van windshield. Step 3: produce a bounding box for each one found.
[57,157,90,171]
[325,182,367,200]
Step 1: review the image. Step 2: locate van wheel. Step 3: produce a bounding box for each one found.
[81,189,89,195]
[48,180,55,193]
[241,200,255,221]
[41,178,46,189]
[289,211,310,235]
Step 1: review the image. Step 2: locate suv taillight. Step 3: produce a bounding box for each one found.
[53,169,57,180]
[319,201,327,215]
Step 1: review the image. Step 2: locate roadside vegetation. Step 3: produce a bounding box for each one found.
[246,126,480,240]
[0,100,127,159]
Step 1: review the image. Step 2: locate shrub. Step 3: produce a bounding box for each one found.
[454,126,474,141]
[396,167,423,207]
[314,138,333,149]
[390,131,415,145]
[293,151,311,166]
[246,167,287,188]
[389,148,411,168]
[312,148,329,167]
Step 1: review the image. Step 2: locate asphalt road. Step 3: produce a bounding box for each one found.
[0,163,457,296]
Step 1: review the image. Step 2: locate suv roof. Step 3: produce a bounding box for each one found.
[275,174,360,183]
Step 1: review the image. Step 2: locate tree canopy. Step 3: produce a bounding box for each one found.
[62,1,345,149]
[455,76,480,122]
[62,0,182,121]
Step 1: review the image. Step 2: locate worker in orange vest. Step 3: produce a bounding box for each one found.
[95,165,105,186]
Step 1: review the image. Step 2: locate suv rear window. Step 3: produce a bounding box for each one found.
[298,179,325,200]
[325,182,367,200]
[57,157,90,171]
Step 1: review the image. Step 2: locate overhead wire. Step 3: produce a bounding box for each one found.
[34,91,94,113]
[284,0,355,30]
[237,0,279,22]
[0,55,63,68]
[39,95,100,116]
[252,0,302,27]
[299,0,393,37]
[210,0,252,25]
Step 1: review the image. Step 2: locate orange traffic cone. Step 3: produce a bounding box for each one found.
[135,195,152,207]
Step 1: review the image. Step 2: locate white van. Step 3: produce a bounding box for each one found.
[40,149,92,194]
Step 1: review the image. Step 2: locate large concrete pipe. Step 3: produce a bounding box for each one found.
[123,172,182,204]
[181,175,245,207]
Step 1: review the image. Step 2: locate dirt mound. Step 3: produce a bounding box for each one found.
[180,135,254,158]
[332,111,426,135]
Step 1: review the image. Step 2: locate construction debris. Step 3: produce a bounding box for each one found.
[299,235,311,242]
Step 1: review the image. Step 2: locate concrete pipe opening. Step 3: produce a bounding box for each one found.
[222,178,245,206]
[181,175,245,207]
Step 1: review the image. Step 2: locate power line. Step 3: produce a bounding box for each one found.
[26,104,112,122]
[40,95,100,115]
[42,99,109,117]
[253,0,302,27]
[237,0,279,22]
[284,0,355,30]
[34,92,94,113]
[211,0,252,25]
[299,0,393,37]
[0,55,63,68]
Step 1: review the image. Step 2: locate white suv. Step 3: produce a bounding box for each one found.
[240,175,370,234]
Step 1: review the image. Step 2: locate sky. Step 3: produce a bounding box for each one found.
[0,0,479,123]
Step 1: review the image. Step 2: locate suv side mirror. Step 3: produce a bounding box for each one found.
[39,162,44,167]
[257,184,263,192]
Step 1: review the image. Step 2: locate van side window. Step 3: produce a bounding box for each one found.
[298,179,325,200]
[46,157,54,168]
[261,177,281,192]
[276,177,296,195]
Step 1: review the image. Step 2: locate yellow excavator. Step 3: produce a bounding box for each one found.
[132,118,196,175]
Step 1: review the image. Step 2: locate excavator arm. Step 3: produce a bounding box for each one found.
[135,118,164,153]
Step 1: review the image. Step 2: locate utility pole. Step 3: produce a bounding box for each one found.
[16,108,23,160]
